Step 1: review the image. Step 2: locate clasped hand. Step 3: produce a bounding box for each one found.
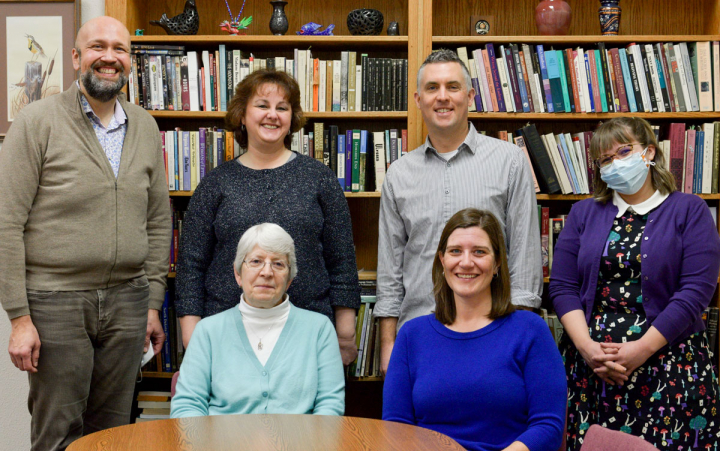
[579,340,654,386]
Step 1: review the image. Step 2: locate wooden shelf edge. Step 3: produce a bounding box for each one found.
[140,371,176,379]
[171,192,720,200]
[468,112,720,120]
[433,35,720,44]
[171,191,381,197]
[131,35,408,47]
[348,376,384,382]
[149,111,407,119]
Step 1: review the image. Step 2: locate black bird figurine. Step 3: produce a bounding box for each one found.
[150,0,200,35]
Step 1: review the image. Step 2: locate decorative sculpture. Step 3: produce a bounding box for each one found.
[149,0,199,35]
[347,9,384,36]
[220,0,253,35]
[296,22,335,36]
[269,0,289,35]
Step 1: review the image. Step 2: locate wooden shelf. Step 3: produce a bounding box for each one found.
[468,112,720,121]
[170,190,382,198]
[433,35,720,45]
[140,371,175,379]
[131,35,408,49]
[149,111,407,120]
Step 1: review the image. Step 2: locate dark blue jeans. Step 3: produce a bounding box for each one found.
[26,276,149,451]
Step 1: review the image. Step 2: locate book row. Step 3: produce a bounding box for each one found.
[129,44,408,113]
[455,40,720,114]
[162,126,407,193]
[350,296,382,378]
[515,122,720,195]
[141,290,185,374]
[134,391,171,423]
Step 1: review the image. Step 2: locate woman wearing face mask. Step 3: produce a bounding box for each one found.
[550,117,720,450]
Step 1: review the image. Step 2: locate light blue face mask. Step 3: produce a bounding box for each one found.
[599,147,655,195]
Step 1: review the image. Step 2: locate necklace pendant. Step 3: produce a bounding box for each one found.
[257,341,263,351]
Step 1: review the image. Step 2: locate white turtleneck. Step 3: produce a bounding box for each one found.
[238,294,291,365]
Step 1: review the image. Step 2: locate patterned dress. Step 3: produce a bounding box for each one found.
[560,208,720,450]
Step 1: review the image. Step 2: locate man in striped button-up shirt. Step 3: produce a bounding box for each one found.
[375,49,543,375]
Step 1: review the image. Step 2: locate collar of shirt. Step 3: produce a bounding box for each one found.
[423,122,479,159]
[612,189,669,217]
[77,80,127,130]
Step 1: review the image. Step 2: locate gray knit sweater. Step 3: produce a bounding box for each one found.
[175,154,360,322]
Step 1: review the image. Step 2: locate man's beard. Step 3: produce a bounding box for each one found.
[80,60,128,102]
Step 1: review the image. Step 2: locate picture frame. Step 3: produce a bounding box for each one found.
[470,15,494,36]
[0,0,79,135]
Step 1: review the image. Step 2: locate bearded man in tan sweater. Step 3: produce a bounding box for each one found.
[0,16,171,451]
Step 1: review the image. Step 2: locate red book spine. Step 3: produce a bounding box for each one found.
[610,48,629,113]
[588,51,602,113]
[541,207,550,278]
[401,129,408,156]
[565,49,581,113]
[684,129,696,193]
[668,122,687,191]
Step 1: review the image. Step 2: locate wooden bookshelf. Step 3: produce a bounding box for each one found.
[113,0,720,390]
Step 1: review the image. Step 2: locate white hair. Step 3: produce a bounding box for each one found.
[233,223,298,279]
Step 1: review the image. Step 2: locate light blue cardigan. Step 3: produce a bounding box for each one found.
[171,304,345,418]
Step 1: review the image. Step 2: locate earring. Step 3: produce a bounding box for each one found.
[493,272,498,279]
[288,128,292,136]
[241,124,246,132]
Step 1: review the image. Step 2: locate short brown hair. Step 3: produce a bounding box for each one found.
[225,70,306,149]
[590,117,676,203]
[432,208,514,325]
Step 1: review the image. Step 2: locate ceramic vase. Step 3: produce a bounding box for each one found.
[269,0,289,35]
[535,0,572,36]
[599,0,621,36]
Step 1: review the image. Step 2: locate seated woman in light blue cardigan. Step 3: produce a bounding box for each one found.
[171,223,345,418]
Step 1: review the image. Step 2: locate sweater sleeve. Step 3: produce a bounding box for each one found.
[381,323,416,424]
[0,108,43,319]
[170,320,213,418]
[652,199,720,345]
[549,203,586,319]
[174,174,222,317]
[514,315,567,451]
[318,170,360,309]
[312,318,345,415]
[144,123,172,310]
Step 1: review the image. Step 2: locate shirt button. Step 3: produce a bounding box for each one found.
[262,371,267,376]
[643,254,647,258]
[262,392,268,397]
[649,219,654,222]
[644,237,648,240]
[445,190,449,194]
[447,163,451,167]
[644,276,649,281]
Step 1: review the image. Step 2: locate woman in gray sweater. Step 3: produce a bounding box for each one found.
[175,70,360,365]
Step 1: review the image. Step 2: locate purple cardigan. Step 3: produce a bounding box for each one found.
[549,192,720,346]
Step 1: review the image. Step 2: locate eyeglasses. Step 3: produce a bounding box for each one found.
[596,143,640,168]
[243,258,289,273]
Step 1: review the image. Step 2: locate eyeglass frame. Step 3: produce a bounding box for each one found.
[595,142,642,169]
[242,257,290,273]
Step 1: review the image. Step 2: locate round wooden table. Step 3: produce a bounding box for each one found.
[66,414,465,450]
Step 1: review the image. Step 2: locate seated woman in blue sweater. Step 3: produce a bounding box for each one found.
[383,208,567,451]
[171,223,345,418]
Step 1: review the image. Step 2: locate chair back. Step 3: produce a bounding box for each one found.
[580,424,656,451]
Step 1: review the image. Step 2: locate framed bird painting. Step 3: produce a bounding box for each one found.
[0,0,79,134]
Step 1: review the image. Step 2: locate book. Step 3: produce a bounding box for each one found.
[373,131,386,192]
[536,45,554,112]
[544,50,564,112]
[696,41,713,111]
[351,130,361,192]
[518,124,561,194]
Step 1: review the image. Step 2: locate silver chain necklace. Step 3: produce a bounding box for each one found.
[244,321,273,350]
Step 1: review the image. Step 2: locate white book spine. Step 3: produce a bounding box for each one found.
[645,44,665,112]
[319,62,327,113]
[714,42,720,112]
[496,59,514,113]
[297,50,306,111]
[630,45,652,112]
[201,51,211,112]
[472,49,492,112]
[678,42,699,111]
[355,65,362,112]
[468,59,486,112]
[340,51,349,112]
[373,131,386,192]
[332,61,341,112]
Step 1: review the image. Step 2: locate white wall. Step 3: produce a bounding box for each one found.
[0,1,104,448]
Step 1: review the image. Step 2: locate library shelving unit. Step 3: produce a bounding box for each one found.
[109,0,720,414]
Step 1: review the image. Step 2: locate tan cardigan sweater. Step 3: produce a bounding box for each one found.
[0,83,171,319]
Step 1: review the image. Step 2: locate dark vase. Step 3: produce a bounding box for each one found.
[347,9,384,36]
[387,21,399,36]
[599,0,621,36]
[269,0,289,36]
[535,0,572,36]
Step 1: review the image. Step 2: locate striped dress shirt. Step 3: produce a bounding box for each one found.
[375,123,543,329]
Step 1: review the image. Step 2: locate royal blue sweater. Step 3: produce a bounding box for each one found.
[383,311,566,451]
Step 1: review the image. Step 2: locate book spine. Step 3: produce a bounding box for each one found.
[345,130,353,191]
[519,49,535,112]
[486,44,506,112]
[352,130,361,192]
[359,130,367,192]
[653,44,672,112]
[610,48,629,112]
[503,45,523,111]
[511,44,530,112]
[644,44,664,112]
[685,129,696,193]
[536,45,554,113]
[625,48,644,112]
[557,50,572,113]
